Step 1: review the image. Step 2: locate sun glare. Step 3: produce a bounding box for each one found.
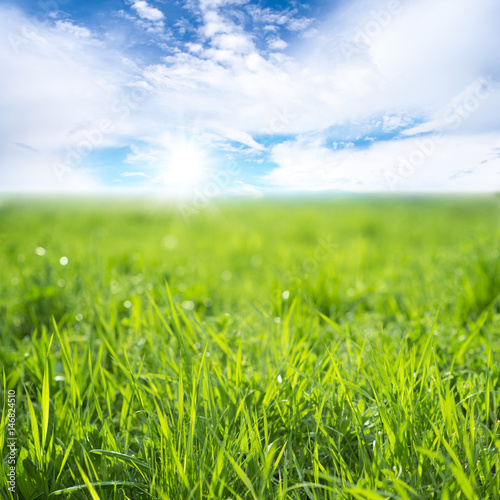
[163,141,207,193]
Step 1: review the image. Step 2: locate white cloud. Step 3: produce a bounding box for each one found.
[121,171,150,177]
[229,180,264,197]
[55,20,93,39]
[246,5,313,32]
[219,129,265,151]
[0,5,134,191]
[401,76,500,137]
[382,113,414,133]
[130,1,164,22]
[125,145,163,165]
[268,38,287,51]
[266,133,500,192]
[362,0,500,111]
[1,140,103,192]
[136,0,498,147]
[1,0,500,192]
[212,33,253,53]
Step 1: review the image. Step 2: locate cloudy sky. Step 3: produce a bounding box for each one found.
[1,0,500,195]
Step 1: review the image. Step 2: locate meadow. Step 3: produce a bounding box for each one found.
[1,195,499,499]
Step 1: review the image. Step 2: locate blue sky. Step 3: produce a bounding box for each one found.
[1,0,500,195]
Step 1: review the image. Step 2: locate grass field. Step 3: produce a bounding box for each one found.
[1,196,500,499]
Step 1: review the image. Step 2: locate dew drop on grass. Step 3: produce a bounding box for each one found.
[163,234,178,250]
[35,247,46,256]
[124,300,132,308]
[251,255,262,267]
[274,317,281,324]
[60,256,69,265]
[76,314,83,321]
[203,298,212,307]
[182,300,194,310]
[282,290,289,299]
[277,375,283,384]
[58,279,66,287]
[221,270,232,281]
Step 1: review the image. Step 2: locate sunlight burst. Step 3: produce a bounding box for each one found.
[163,140,207,193]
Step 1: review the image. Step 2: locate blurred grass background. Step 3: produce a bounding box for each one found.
[1,196,499,339]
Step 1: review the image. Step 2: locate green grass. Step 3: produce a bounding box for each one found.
[1,195,500,499]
